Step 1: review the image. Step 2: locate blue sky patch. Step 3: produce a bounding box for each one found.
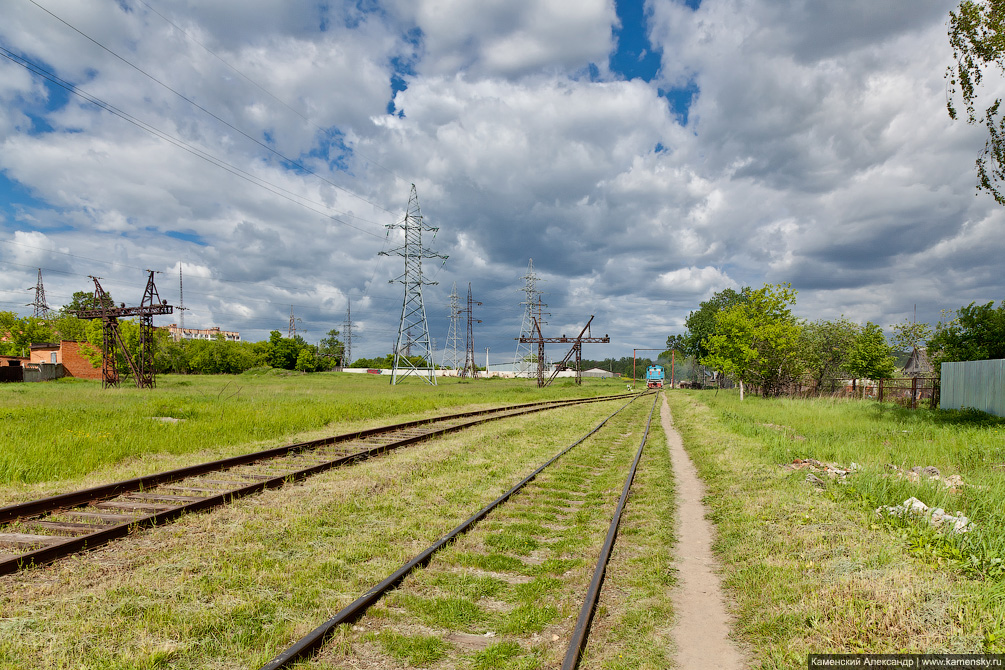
[0,172,48,228]
[307,129,352,173]
[387,29,421,116]
[660,80,699,125]
[163,229,209,246]
[610,0,662,82]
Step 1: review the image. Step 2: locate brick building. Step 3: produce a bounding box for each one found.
[29,341,102,380]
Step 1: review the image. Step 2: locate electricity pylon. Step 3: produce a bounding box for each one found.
[341,300,353,367]
[460,283,482,379]
[514,259,544,378]
[28,268,51,319]
[381,184,447,385]
[441,282,463,373]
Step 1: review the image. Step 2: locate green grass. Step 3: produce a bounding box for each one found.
[0,399,631,669]
[369,630,450,665]
[0,373,627,489]
[667,390,1005,666]
[0,381,675,669]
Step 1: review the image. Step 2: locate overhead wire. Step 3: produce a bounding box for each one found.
[27,0,397,218]
[129,0,403,182]
[4,4,476,353]
[0,47,388,239]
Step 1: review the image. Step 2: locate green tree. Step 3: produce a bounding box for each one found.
[318,329,344,369]
[266,331,302,370]
[891,318,934,354]
[49,313,89,342]
[947,0,1005,203]
[0,313,52,357]
[845,322,896,387]
[703,284,801,399]
[798,317,861,393]
[672,287,752,361]
[928,299,1005,364]
[61,289,114,314]
[295,347,323,372]
[80,318,142,375]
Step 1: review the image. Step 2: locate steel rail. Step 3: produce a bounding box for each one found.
[561,391,660,670]
[258,393,645,670]
[0,393,633,576]
[0,394,624,525]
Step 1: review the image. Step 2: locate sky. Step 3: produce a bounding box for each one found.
[1,0,1001,366]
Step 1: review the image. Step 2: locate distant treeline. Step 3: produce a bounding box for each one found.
[1,310,347,375]
[579,356,672,378]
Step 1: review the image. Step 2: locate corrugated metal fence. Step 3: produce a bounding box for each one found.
[940,358,1005,417]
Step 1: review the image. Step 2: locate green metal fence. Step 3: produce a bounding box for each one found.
[940,358,1005,417]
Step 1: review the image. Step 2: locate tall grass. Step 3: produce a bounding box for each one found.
[0,373,626,488]
[675,390,1005,660]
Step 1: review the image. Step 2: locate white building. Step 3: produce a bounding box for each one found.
[165,324,241,342]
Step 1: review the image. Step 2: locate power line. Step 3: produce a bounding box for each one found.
[130,0,403,182]
[27,0,396,217]
[0,47,389,239]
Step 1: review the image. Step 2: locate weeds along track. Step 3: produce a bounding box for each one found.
[260,391,659,670]
[0,394,632,575]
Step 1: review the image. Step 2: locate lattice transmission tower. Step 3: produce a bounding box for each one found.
[460,283,482,379]
[442,283,464,371]
[441,282,463,372]
[514,259,545,378]
[381,184,447,385]
[28,268,51,319]
[341,300,353,367]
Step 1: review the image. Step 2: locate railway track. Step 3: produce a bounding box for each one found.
[260,391,659,670]
[0,393,632,575]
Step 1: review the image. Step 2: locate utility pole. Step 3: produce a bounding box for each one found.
[514,259,544,378]
[288,305,296,338]
[442,282,463,373]
[381,184,447,385]
[460,283,482,379]
[28,268,51,319]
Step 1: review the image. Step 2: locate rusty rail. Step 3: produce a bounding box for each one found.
[0,393,633,575]
[259,393,648,670]
[562,391,659,669]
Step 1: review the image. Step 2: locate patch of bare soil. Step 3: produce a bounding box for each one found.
[662,396,748,669]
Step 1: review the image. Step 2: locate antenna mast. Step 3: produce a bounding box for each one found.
[177,266,188,332]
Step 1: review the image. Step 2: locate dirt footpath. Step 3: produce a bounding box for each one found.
[661,395,747,669]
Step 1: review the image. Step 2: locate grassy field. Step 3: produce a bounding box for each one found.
[7,374,1005,668]
[0,390,673,670]
[0,372,628,498]
[666,390,1005,666]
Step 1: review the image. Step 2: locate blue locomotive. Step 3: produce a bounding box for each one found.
[645,364,665,389]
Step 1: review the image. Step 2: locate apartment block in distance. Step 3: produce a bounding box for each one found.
[165,324,241,342]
